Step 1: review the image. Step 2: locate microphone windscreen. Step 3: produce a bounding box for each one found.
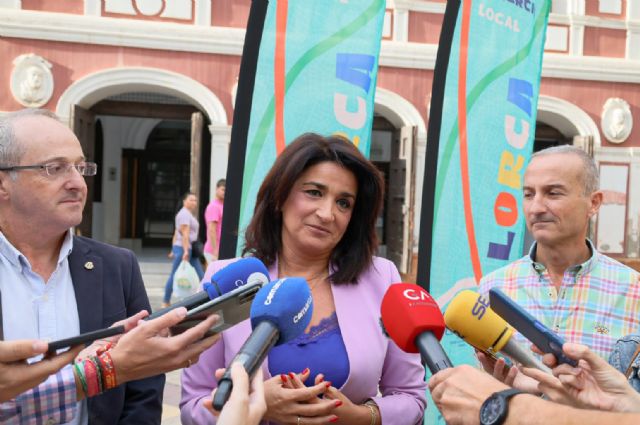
[204,257,270,299]
[444,290,513,353]
[381,283,445,353]
[250,277,313,345]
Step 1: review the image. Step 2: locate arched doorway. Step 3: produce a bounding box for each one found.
[373,88,427,278]
[56,68,228,248]
[537,95,601,149]
[120,119,197,247]
[56,68,229,249]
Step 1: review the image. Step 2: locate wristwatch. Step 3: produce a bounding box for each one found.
[479,388,524,425]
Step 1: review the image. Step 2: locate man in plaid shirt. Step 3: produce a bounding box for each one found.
[0,311,221,424]
[1,366,77,425]
[0,339,80,425]
[479,145,640,364]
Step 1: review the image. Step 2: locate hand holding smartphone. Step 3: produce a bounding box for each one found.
[489,288,578,367]
[169,281,263,337]
[45,280,262,356]
[46,326,125,355]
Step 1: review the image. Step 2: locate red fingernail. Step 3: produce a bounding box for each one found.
[289,372,296,379]
[325,381,332,388]
[329,416,339,423]
[334,400,343,407]
[302,367,310,374]
[280,374,287,382]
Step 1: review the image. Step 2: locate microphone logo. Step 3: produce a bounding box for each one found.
[471,294,490,320]
[248,272,269,286]
[403,288,431,301]
[264,279,284,305]
[293,295,312,324]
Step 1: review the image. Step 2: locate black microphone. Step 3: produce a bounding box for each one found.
[212,277,313,410]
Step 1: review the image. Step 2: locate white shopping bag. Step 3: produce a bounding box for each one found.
[173,261,200,298]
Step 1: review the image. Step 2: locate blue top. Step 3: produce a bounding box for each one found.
[268,312,350,388]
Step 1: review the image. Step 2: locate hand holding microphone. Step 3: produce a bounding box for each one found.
[444,290,549,372]
[212,277,314,411]
[204,364,266,425]
[521,343,640,412]
[380,283,452,374]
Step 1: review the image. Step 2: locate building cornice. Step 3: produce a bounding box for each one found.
[392,0,446,14]
[379,40,437,70]
[541,54,640,83]
[0,8,245,55]
[2,8,640,84]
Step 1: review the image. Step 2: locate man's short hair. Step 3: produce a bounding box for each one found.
[216,179,226,188]
[530,145,599,195]
[0,108,60,173]
[0,108,60,167]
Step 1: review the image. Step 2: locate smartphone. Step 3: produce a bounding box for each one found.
[169,281,263,337]
[489,288,578,366]
[47,325,125,354]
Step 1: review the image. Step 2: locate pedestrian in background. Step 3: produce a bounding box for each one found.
[163,192,204,307]
[204,179,225,264]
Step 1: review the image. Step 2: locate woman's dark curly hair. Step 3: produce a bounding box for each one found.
[242,133,384,284]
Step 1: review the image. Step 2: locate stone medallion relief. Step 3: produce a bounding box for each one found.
[601,97,633,144]
[10,54,54,108]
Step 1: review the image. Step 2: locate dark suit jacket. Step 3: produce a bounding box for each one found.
[69,236,165,425]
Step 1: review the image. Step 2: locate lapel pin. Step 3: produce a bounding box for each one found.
[84,261,94,270]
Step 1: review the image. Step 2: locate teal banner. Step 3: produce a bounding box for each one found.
[237,0,386,253]
[421,1,550,423]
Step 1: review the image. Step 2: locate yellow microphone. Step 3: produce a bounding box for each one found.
[444,290,548,371]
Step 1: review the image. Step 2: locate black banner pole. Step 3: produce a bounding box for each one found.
[416,0,461,291]
[219,0,269,260]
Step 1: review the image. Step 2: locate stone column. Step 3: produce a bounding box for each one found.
[208,124,231,200]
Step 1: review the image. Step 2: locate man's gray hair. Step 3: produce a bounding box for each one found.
[530,145,599,195]
[0,108,61,168]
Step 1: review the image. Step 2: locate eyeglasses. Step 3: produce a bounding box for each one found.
[0,161,98,178]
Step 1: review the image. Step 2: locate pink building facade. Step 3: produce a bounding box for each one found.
[1,0,638,273]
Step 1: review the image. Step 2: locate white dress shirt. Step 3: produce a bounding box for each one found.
[0,230,87,425]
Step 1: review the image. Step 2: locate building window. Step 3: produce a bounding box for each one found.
[382,9,393,40]
[598,0,622,15]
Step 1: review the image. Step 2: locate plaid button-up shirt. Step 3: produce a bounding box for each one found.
[479,240,640,359]
[0,365,77,425]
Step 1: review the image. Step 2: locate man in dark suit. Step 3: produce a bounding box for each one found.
[0,108,164,424]
[70,237,164,424]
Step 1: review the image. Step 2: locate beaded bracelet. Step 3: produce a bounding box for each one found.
[89,355,104,394]
[84,357,101,397]
[363,400,378,425]
[98,351,118,390]
[73,361,88,397]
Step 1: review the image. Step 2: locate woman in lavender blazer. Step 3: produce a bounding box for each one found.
[180,134,427,425]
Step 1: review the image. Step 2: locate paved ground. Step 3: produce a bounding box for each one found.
[136,248,189,425]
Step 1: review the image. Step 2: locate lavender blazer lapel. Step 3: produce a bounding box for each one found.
[69,237,104,333]
[332,280,388,401]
